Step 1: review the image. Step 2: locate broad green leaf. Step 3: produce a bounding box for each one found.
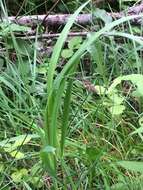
[61,49,73,58]
[0,134,39,147]
[87,40,106,80]
[109,94,124,105]
[13,136,31,147]
[11,168,28,183]
[94,85,106,95]
[4,144,16,153]
[108,77,122,94]
[19,168,28,176]
[109,105,125,115]
[10,151,25,159]
[68,36,82,49]
[117,161,143,173]
[11,171,23,183]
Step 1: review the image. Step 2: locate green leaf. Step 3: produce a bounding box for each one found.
[0,163,4,173]
[43,2,90,177]
[117,161,143,173]
[61,77,73,155]
[94,85,106,95]
[11,168,28,183]
[4,145,16,153]
[11,171,22,183]
[10,151,25,159]
[20,168,28,176]
[16,39,32,55]
[47,0,90,93]
[37,66,47,75]
[109,93,124,105]
[40,146,56,177]
[109,74,143,97]
[61,49,73,58]
[109,105,125,115]
[13,136,31,147]
[0,22,30,36]
[0,57,4,70]
[3,135,32,158]
[23,182,33,190]
[130,127,143,135]
[111,183,128,190]
[68,36,82,49]
[86,146,103,161]
[0,134,39,147]
[108,77,122,94]
[31,177,43,188]
[56,15,142,89]
[93,8,112,24]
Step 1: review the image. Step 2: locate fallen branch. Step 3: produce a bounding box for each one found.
[16,31,88,40]
[3,2,143,27]
[8,14,92,27]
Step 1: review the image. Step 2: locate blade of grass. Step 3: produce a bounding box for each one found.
[47,0,90,94]
[60,76,74,156]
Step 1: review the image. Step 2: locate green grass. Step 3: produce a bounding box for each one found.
[0,0,143,189]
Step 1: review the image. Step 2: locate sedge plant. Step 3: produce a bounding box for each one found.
[41,0,143,181]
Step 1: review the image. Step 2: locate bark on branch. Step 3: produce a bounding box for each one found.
[2,3,143,27]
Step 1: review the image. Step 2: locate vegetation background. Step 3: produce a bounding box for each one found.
[0,0,143,189]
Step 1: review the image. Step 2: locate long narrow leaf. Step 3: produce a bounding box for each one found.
[47,0,90,94]
[54,14,143,88]
[61,78,73,156]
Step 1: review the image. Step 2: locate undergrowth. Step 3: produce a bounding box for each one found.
[0,0,143,189]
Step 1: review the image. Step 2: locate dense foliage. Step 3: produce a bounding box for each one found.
[0,0,143,189]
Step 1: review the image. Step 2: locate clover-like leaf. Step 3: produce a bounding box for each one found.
[68,36,82,49]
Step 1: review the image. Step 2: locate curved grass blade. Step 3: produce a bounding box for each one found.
[54,14,143,87]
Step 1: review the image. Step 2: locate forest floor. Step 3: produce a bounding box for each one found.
[0,0,143,189]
